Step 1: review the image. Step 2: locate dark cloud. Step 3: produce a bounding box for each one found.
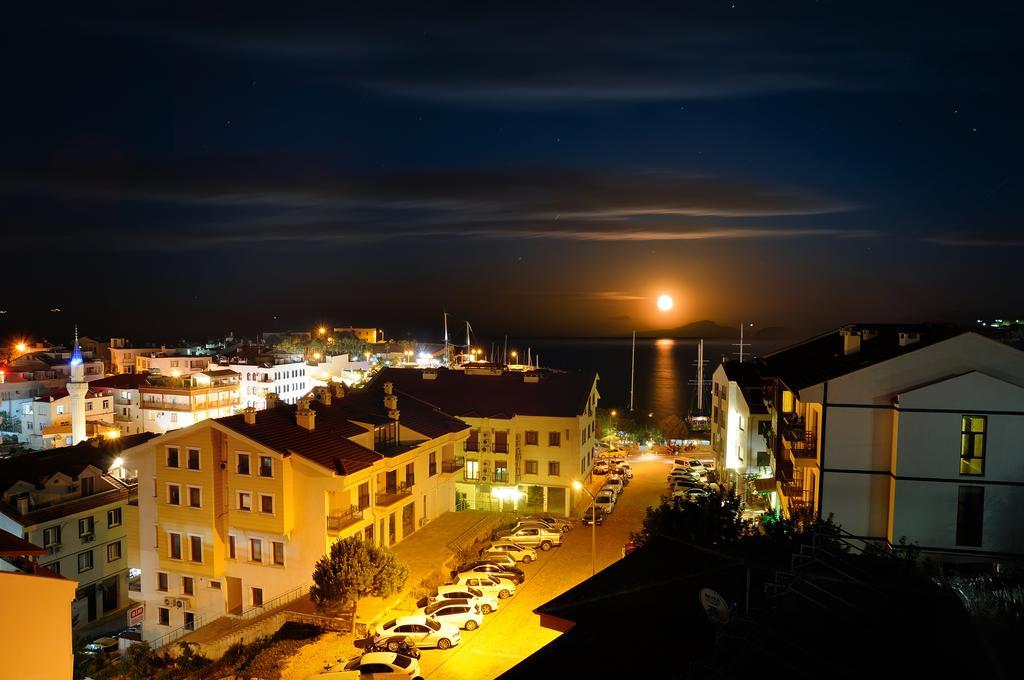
[47,3,1022,105]
[3,161,860,249]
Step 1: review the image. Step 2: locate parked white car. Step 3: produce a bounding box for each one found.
[479,552,518,569]
[613,462,633,478]
[602,478,624,495]
[342,651,421,678]
[376,616,461,650]
[451,573,517,599]
[430,585,499,614]
[484,541,538,563]
[418,599,484,630]
[594,491,616,514]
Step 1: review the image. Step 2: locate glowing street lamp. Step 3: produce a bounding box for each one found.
[15,342,27,354]
[318,326,327,336]
[611,409,617,417]
[312,352,322,361]
[572,480,597,576]
[510,350,518,363]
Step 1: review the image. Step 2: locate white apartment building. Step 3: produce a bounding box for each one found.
[756,324,1024,561]
[228,359,310,408]
[135,354,211,377]
[710,361,772,497]
[138,370,241,434]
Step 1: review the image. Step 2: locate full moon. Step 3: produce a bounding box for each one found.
[656,294,674,312]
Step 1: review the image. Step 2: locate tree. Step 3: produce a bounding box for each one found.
[310,536,409,608]
[121,641,156,680]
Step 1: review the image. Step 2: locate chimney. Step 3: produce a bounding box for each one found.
[265,392,280,408]
[841,328,861,356]
[331,382,346,399]
[296,397,316,431]
[16,495,29,515]
[383,382,394,395]
[312,385,331,406]
[243,407,257,425]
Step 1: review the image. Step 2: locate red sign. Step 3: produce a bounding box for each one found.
[128,604,145,626]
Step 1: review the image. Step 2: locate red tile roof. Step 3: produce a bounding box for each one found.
[89,373,152,390]
[0,528,46,557]
[373,367,598,419]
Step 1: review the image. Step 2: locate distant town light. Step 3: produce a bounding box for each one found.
[313,352,322,360]
[15,342,27,353]
[318,326,327,335]
[611,409,617,416]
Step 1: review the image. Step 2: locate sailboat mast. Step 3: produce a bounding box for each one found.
[739,323,745,362]
[629,331,636,412]
[697,339,704,411]
[443,312,450,365]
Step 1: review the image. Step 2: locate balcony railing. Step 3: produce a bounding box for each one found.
[140,398,239,412]
[464,441,480,452]
[327,505,365,532]
[375,482,413,507]
[493,442,509,453]
[440,457,465,474]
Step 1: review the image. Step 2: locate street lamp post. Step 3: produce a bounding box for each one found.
[572,480,596,576]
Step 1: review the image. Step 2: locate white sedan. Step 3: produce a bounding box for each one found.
[451,574,517,599]
[594,492,616,514]
[342,651,421,677]
[418,598,484,630]
[484,540,538,563]
[430,584,499,614]
[376,615,461,649]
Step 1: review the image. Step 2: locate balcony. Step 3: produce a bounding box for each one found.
[440,457,465,475]
[139,398,239,412]
[493,442,509,454]
[375,482,413,508]
[114,413,132,422]
[464,441,480,452]
[326,506,365,533]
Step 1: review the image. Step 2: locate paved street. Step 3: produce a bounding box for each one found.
[420,451,672,679]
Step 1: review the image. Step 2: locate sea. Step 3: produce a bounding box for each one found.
[502,337,785,420]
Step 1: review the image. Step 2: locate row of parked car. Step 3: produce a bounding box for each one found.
[584,458,634,525]
[667,458,718,501]
[332,516,574,678]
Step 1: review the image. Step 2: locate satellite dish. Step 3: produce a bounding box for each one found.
[698,588,731,627]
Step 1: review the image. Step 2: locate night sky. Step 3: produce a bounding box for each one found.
[4,2,1022,342]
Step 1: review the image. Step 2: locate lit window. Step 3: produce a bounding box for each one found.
[259,456,273,477]
[465,460,479,480]
[960,416,986,475]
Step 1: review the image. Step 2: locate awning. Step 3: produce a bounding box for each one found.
[752,477,777,493]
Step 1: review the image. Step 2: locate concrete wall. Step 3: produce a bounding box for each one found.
[0,571,78,680]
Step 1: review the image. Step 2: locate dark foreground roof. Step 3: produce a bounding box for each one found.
[757,324,965,391]
[372,367,597,419]
[721,361,768,415]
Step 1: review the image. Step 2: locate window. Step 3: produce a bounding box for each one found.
[238,491,252,511]
[168,484,181,506]
[956,486,985,546]
[465,460,480,480]
[260,494,274,514]
[108,508,122,528]
[107,541,122,562]
[259,456,273,477]
[237,453,250,475]
[250,538,263,562]
[187,448,200,470]
[188,486,202,508]
[465,430,480,452]
[494,461,508,483]
[169,532,182,559]
[358,482,371,510]
[548,432,561,447]
[43,526,61,547]
[960,416,986,475]
[81,476,95,496]
[158,607,170,626]
[103,399,109,408]
[525,430,539,446]
[228,535,236,559]
[79,517,95,537]
[166,447,179,468]
[252,587,264,607]
[157,572,169,591]
[548,461,560,476]
[429,452,437,476]
[405,462,415,487]
[525,460,538,475]
[189,535,203,563]
[57,405,65,415]
[272,541,285,565]
[78,550,93,573]
[182,576,194,595]
[494,431,509,453]
[210,581,221,590]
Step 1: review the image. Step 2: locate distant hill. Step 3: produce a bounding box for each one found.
[642,320,736,339]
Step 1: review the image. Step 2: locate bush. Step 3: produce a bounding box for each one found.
[311,536,409,608]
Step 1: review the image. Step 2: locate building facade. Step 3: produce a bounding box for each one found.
[373,367,600,516]
[123,382,468,643]
[710,362,772,499]
[755,325,1024,561]
[0,436,151,634]
[227,359,310,408]
[137,370,241,434]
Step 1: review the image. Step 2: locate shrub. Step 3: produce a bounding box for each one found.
[311,536,409,608]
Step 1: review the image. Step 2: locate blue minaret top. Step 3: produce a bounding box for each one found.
[70,325,83,367]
